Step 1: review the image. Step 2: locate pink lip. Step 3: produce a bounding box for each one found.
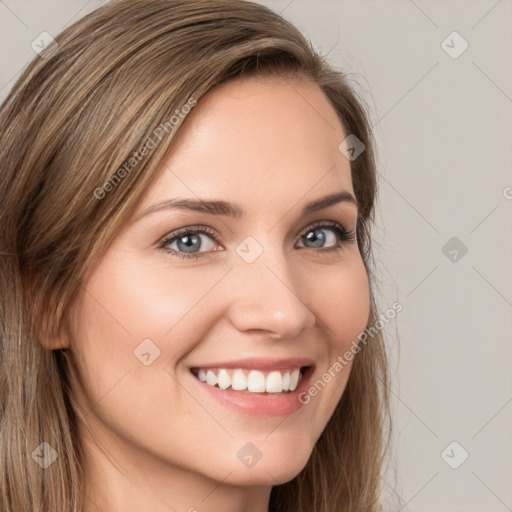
[189,362,315,417]
[189,357,315,372]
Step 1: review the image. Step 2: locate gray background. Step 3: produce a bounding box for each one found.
[1,1,511,510]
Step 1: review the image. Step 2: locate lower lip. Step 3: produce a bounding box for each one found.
[190,367,314,417]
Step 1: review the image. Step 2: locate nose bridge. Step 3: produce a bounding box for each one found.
[226,234,316,337]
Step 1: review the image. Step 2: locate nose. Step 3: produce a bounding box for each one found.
[225,244,316,339]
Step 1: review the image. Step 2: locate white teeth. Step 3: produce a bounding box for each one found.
[265,371,282,393]
[231,370,247,391]
[195,367,304,393]
[217,369,231,390]
[205,370,217,387]
[282,372,290,391]
[247,370,266,392]
[289,369,300,391]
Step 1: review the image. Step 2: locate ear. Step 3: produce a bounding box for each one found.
[39,320,71,351]
[24,272,73,351]
[31,294,73,351]
[46,298,76,350]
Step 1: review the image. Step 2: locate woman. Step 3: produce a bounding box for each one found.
[0,1,393,510]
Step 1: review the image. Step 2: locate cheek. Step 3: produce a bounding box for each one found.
[66,254,232,448]
[73,253,230,362]
[66,252,235,421]
[311,257,370,354]
[298,257,369,436]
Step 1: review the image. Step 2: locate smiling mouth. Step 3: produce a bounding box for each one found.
[190,366,311,394]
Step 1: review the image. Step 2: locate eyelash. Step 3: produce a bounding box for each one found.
[158,221,357,260]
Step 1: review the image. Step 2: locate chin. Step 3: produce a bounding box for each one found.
[219,442,314,486]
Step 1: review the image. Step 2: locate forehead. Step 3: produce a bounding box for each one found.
[137,76,353,215]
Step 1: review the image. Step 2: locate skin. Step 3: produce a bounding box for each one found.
[59,76,370,512]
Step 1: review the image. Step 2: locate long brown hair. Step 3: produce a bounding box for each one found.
[0,1,393,510]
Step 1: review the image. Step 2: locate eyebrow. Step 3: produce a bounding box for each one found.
[135,190,358,222]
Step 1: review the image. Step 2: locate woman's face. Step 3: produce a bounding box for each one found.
[66,76,370,489]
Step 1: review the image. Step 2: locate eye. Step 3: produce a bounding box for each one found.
[296,221,356,252]
[158,225,221,260]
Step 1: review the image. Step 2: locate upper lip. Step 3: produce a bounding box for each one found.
[190,357,315,371]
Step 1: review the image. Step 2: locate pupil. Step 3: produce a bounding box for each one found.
[306,228,325,248]
[178,234,201,253]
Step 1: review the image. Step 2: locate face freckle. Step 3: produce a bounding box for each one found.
[66,75,370,498]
